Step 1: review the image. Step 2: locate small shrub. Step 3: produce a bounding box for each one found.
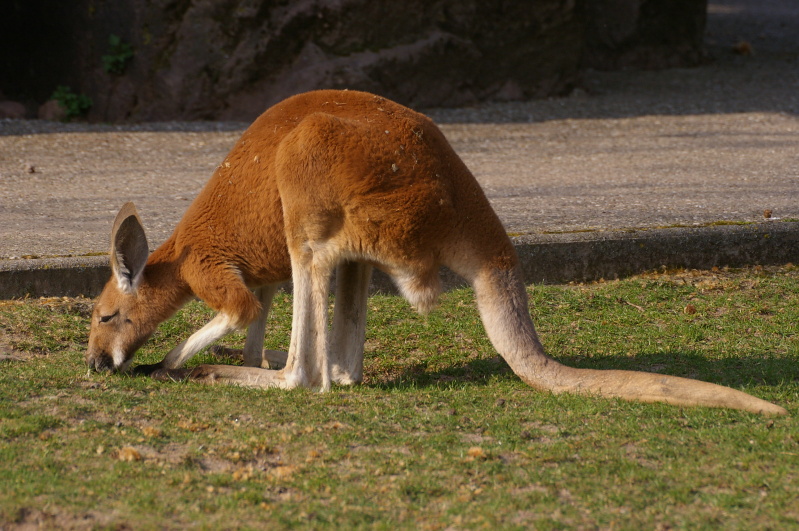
[102,34,134,75]
[50,85,92,119]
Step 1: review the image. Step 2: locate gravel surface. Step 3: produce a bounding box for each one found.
[1,0,797,260]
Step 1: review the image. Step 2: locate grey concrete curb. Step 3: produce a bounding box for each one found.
[0,256,110,299]
[1,222,797,300]
[512,221,799,284]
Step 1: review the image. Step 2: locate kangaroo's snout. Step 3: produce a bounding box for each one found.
[86,349,115,372]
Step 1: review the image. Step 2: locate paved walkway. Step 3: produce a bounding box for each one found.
[1,0,798,298]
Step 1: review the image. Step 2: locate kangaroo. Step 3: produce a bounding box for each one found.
[86,89,787,416]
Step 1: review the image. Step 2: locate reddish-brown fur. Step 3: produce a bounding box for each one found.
[86,90,787,415]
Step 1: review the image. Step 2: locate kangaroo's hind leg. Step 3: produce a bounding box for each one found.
[330,261,372,385]
[279,244,337,390]
[241,285,288,369]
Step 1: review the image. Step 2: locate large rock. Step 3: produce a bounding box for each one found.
[37,99,67,121]
[89,0,585,121]
[0,100,26,119]
[0,0,707,122]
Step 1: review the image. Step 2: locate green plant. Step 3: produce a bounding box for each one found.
[50,85,92,119]
[102,34,134,75]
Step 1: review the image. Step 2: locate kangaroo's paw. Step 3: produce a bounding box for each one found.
[149,367,195,381]
[133,362,164,376]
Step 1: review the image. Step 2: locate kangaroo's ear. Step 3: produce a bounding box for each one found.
[110,202,149,294]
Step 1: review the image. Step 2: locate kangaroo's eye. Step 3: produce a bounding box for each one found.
[99,311,119,323]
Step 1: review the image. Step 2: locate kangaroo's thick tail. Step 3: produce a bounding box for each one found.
[472,267,787,416]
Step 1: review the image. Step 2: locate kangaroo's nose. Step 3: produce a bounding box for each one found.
[86,352,115,372]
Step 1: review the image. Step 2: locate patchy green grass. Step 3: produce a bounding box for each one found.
[1,266,798,529]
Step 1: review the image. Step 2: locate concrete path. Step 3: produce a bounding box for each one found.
[1,0,798,298]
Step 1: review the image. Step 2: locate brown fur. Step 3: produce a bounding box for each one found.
[86,90,787,415]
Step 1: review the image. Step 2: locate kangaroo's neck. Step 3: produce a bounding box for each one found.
[138,237,193,323]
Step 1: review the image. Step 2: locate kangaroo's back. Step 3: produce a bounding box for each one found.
[173,89,509,288]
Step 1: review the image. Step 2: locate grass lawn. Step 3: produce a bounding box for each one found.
[1,265,797,529]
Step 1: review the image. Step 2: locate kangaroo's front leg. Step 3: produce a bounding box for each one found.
[156,250,336,389]
[134,312,240,375]
[146,303,290,388]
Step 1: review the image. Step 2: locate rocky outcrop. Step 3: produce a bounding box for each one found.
[87,0,585,121]
[37,100,67,121]
[0,0,707,122]
[583,0,707,69]
[0,100,26,119]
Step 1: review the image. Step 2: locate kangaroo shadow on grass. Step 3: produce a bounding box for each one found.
[374,350,797,392]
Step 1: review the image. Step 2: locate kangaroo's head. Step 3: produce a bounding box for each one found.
[87,203,157,372]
